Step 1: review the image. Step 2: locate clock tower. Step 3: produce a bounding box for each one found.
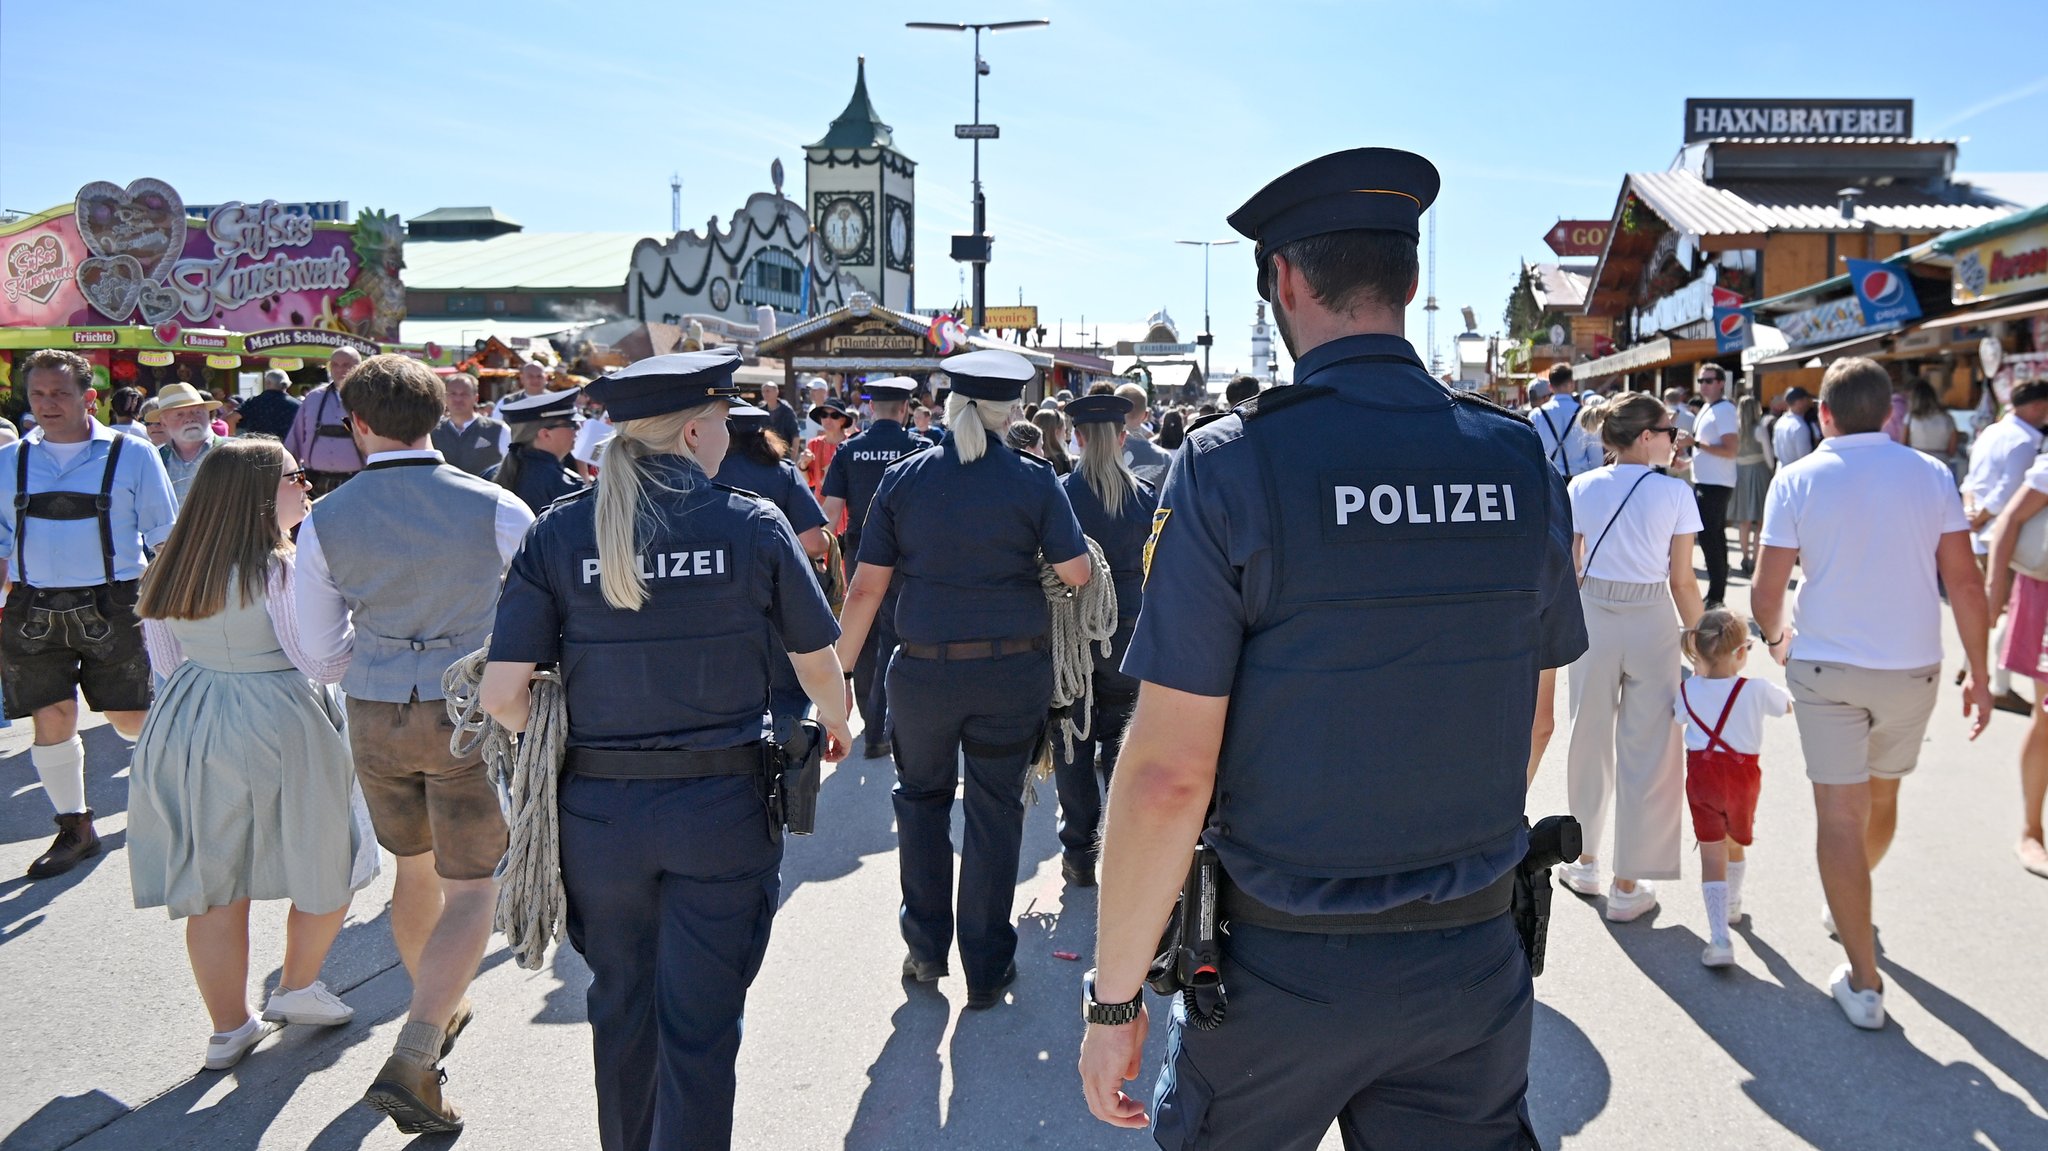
[805,57,915,312]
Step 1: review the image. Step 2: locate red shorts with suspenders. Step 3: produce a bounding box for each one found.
[1683,678,1764,846]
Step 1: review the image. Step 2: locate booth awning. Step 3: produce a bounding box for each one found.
[1915,294,2048,332]
[1571,337,1719,380]
[1752,331,1893,370]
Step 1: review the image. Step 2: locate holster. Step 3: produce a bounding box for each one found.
[1513,815,1582,978]
[1145,844,1228,1030]
[778,718,825,835]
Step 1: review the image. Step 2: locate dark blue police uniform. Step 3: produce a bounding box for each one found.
[490,351,839,1151]
[820,377,931,754]
[714,417,831,743]
[487,389,590,513]
[855,351,1087,1003]
[1050,394,1159,883]
[1121,150,1586,1151]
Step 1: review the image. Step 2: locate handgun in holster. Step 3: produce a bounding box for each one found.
[1145,843,1228,1030]
[760,719,826,837]
[1513,814,1582,977]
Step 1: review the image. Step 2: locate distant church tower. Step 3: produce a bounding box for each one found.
[805,58,915,312]
[1251,303,1275,380]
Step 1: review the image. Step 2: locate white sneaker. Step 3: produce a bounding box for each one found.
[1604,880,1658,922]
[262,980,354,1026]
[1829,964,1886,1030]
[204,1017,273,1071]
[1701,940,1736,968]
[1557,859,1602,896]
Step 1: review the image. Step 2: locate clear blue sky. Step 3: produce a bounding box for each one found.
[5,0,2044,378]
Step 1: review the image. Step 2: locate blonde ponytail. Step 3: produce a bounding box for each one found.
[943,393,1014,464]
[592,402,724,611]
[1076,423,1137,514]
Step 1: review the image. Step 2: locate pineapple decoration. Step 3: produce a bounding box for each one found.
[339,209,407,342]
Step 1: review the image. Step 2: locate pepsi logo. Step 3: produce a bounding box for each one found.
[1718,312,1747,337]
[1860,268,1906,306]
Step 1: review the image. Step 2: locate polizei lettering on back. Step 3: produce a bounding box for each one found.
[1323,471,1530,541]
[580,546,732,585]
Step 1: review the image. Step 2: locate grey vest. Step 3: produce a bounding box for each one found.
[310,461,505,702]
[431,417,506,477]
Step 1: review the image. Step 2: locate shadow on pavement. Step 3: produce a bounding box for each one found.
[778,749,905,908]
[0,829,126,949]
[1609,916,2048,1149]
[1527,1001,1610,1148]
[0,726,134,849]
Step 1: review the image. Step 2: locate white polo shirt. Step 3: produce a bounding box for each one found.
[1760,432,1969,669]
[1568,464,1702,584]
[1960,413,2044,554]
[1691,399,1739,488]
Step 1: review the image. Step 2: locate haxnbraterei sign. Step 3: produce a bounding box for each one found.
[1683,98,1912,142]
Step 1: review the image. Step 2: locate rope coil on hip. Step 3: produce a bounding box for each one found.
[444,644,568,971]
[1031,537,1118,800]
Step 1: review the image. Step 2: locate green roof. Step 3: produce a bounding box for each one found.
[810,58,893,150]
[410,206,523,227]
[1933,200,2048,253]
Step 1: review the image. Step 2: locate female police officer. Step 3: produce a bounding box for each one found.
[834,348,1092,1008]
[1051,391,1159,887]
[487,389,589,513]
[479,350,853,1151]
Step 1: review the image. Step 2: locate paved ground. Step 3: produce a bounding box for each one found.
[3,577,2046,1150]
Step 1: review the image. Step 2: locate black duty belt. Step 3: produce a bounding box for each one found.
[15,433,124,588]
[898,635,1048,661]
[1220,869,1515,935]
[565,744,762,780]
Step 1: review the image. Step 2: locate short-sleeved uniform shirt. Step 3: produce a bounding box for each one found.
[711,452,829,538]
[1568,463,1702,584]
[821,419,931,549]
[1059,469,1158,620]
[856,437,1088,645]
[491,457,838,749]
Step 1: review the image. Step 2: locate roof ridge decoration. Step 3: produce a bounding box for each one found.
[810,57,894,151]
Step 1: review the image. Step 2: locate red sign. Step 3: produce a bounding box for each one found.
[1544,220,1611,258]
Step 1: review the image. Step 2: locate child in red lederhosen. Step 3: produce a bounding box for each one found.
[1676,608,1792,969]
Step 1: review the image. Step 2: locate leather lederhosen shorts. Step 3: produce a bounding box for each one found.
[1,580,152,719]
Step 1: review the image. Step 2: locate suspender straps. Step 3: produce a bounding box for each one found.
[97,435,123,587]
[1681,678,1748,757]
[1538,406,1573,477]
[12,434,125,588]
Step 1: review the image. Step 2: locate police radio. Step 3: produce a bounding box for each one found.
[1146,844,1228,1030]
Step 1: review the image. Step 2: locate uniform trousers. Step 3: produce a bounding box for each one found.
[852,577,902,749]
[1052,618,1139,867]
[1151,913,1537,1151]
[558,772,780,1151]
[1566,577,1685,881]
[886,646,1052,990]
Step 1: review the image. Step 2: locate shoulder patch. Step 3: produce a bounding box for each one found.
[1238,384,1334,420]
[1451,389,1531,426]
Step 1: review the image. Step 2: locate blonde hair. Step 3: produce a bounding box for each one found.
[1682,606,1750,669]
[944,393,1015,463]
[592,401,725,611]
[1075,422,1137,514]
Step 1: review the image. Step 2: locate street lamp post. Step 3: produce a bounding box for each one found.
[1175,238,1238,380]
[907,18,1048,331]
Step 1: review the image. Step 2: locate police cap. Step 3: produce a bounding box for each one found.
[941,349,1036,402]
[862,377,918,402]
[495,388,583,425]
[584,350,744,421]
[1064,393,1131,426]
[726,397,772,429]
[1228,148,1440,298]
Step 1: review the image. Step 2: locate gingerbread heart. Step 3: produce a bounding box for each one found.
[153,320,182,346]
[138,279,181,325]
[5,235,68,306]
[73,178,186,281]
[77,254,144,320]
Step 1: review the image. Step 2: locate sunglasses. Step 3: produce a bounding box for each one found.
[1650,426,1681,440]
[282,468,311,488]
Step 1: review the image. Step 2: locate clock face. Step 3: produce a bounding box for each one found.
[885,195,914,272]
[822,198,868,258]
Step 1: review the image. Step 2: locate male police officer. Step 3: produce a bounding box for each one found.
[820,377,930,757]
[1078,149,1586,1150]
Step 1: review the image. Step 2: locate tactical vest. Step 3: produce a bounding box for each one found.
[834,421,928,548]
[1212,359,1554,880]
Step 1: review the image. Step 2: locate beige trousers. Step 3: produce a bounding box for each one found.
[1566,577,1685,881]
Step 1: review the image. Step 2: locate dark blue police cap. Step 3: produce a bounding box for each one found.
[941,350,1036,402]
[1228,148,1440,299]
[862,376,918,402]
[495,388,583,425]
[584,350,744,421]
[1063,393,1131,426]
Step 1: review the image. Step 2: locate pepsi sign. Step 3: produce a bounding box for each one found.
[1713,306,1754,354]
[1845,258,1922,326]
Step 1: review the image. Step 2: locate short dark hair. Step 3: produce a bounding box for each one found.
[1818,357,1892,434]
[1270,229,1418,315]
[1087,381,1117,396]
[340,354,445,442]
[1547,363,1575,386]
[21,348,93,391]
[1224,375,1262,406]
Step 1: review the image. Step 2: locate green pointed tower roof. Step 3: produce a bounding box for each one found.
[810,57,894,150]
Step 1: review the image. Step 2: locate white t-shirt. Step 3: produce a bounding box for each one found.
[2022,453,2048,497]
[1760,432,1970,669]
[1772,411,1821,469]
[1961,413,2044,553]
[1568,464,1703,584]
[1674,676,1794,755]
[1691,400,1740,487]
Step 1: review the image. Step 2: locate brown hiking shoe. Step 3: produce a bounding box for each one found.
[26,811,100,879]
[364,1054,464,1135]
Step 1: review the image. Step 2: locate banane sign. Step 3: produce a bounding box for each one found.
[1683,98,1912,143]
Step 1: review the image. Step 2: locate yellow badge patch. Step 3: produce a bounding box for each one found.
[1143,507,1171,586]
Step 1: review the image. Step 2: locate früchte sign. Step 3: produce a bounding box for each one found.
[1683,98,1912,143]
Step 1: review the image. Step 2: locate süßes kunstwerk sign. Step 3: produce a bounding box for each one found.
[1683,98,1912,143]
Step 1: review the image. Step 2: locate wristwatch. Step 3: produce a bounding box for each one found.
[1083,969,1143,1026]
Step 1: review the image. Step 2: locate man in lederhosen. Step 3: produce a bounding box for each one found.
[0,349,178,878]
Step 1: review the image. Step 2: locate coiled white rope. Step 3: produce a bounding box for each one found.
[1030,538,1118,800]
[444,646,568,971]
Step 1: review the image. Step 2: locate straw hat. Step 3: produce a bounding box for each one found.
[144,382,224,423]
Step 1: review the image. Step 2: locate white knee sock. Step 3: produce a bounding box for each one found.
[1702,881,1730,947]
[1726,860,1747,909]
[32,737,87,815]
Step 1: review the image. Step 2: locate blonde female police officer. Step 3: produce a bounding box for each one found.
[480,350,854,1151]
[1078,149,1586,1150]
[834,349,1092,1008]
[1051,391,1160,887]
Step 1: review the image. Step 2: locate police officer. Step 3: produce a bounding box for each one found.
[716,400,832,743]
[0,349,178,878]
[480,350,854,1151]
[1050,392,1159,888]
[1077,149,1586,1149]
[485,389,589,513]
[833,350,1091,1008]
[819,377,931,757]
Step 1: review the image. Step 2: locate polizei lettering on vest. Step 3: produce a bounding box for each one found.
[580,547,731,584]
[1335,482,1520,526]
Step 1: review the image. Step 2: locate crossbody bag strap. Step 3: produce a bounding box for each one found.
[1579,470,1654,586]
[97,434,124,586]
